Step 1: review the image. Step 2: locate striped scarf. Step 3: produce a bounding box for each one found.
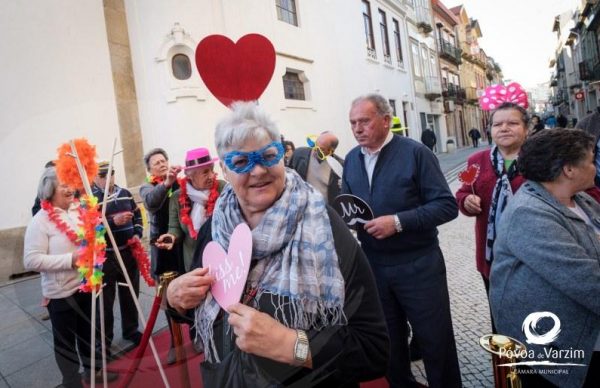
[486,146,518,262]
[196,170,347,362]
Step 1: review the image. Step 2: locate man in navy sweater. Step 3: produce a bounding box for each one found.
[343,94,461,388]
[93,161,144,357]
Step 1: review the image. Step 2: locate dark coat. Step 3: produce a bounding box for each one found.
[289,147,344,204]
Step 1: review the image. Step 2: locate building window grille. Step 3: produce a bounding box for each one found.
[283,71,306,100]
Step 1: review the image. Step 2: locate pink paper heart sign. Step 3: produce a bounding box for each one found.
[203,223,253,309]
[195,34,276,108]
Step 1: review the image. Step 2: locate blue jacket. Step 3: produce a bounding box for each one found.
[342,135,457,263]
[490,181,600,387]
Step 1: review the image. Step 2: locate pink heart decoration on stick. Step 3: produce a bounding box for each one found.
[195,34,276,108]
[203,223,253,310]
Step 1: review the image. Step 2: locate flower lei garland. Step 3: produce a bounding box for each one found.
[42,196,107,292]
[77,195,106,293]
[177,174,219,239]
[41,200,79,244]
[127,237,155,287]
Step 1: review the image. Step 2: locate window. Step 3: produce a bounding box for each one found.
[393,18,404,67]
[283,71,306,100]
[429,50,437,77]
[276,0,298,26]
[421,46,429,76]
[379,9,391,63]
[171,53,192,80]
[410,40,421,78]
[389,99,397,116]
[362,1,376,58]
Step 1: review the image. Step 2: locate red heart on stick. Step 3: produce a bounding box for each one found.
[195,34,276,108]
[458,164,480,186]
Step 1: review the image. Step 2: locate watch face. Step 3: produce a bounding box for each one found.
[296,342,309,360]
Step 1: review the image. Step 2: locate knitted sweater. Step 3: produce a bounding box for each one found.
[23,204,81,298]
[342,135,457,263]
[455,149,526,278]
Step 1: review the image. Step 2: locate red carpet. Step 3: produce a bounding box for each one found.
[87,328,389,387]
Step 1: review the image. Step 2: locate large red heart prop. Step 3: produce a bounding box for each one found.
[195,34,276,108]
[458,163,480,186]
[203,223,253,309]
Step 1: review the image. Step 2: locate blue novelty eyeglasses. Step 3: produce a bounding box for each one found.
[223,141,285,174]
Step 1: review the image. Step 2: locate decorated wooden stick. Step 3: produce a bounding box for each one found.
[97,141,170,388]
[67,140,104,388]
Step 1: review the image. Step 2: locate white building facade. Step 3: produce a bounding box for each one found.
[1,0,429,281]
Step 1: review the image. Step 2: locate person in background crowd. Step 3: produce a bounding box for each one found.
[486,129,492,145]
[343,93,461,388]
[167,101,389,387]
[545,114,557,128]
[490,129,599,388]
[469,127,481,147]
[420,127,437,151]
[529,114,545,135]
[557,113,568,128]
[575,107,600,203]
[92,161,143,356]
[290,131,344,205]
[455,102,528,331]
[283,140,295,167]
[139,148,182,364]
[32,161,57,216]
[155,148,226,272]
[24,167,117,386]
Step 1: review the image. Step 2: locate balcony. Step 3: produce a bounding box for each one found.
[579,59,600,81]
[456,87,466,103]
[465,86,479,103]
[442,83,457,98]
[367,46,377,60]
[415,5,433,34]
[438,39,462,65]
[424,75,442,100]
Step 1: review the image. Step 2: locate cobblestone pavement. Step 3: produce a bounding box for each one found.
[409,147,495,387]
[0,146,496,387]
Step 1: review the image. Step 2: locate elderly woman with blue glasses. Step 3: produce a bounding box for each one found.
[166,102,389,387]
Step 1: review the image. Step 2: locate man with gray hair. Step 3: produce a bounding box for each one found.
[289,131,344,204]
[342,93,461,388]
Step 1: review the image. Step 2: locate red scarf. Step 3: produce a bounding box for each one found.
[41,200,79,244]
[178,175,219,239]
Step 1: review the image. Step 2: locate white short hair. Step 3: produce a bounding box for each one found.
[214,101,280,158]
[37,167,57,201]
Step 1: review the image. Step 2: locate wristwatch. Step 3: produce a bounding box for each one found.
[393,215,403,233]
[293,329,309,365]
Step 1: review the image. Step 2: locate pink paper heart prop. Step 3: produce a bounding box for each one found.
[203,223,252,309]
[479,82,528,111]
[195,34,276,108]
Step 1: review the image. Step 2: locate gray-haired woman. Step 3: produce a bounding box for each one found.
[490,129,600,387]
[23,167,116,387]
[167,102,389,387]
